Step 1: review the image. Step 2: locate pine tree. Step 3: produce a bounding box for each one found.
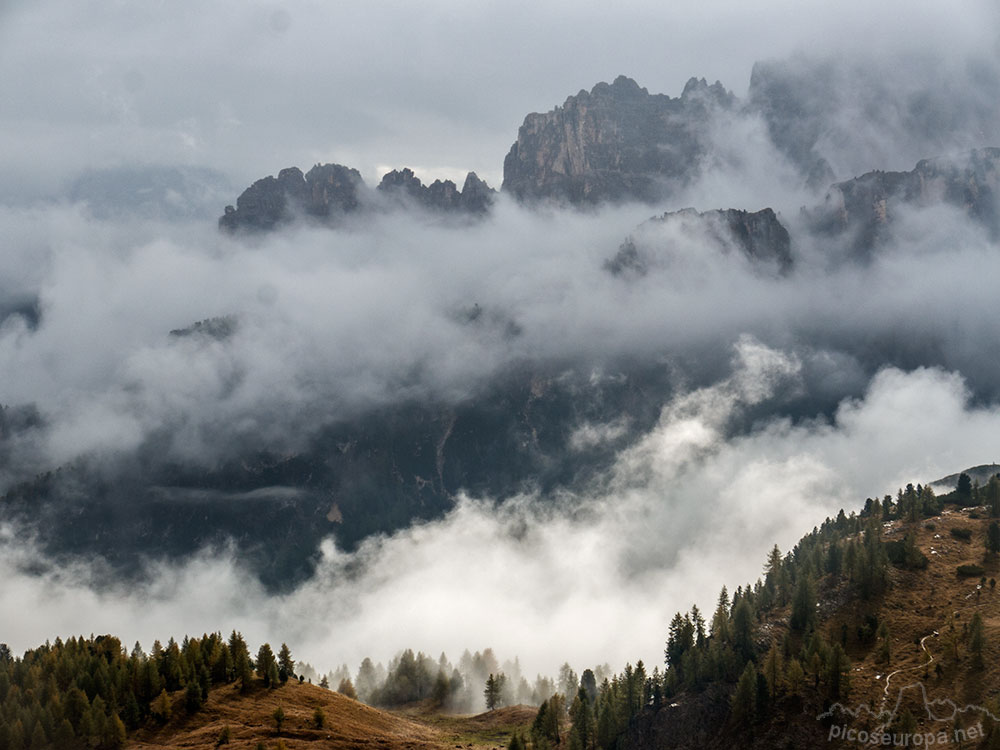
[151,689,172,723]
[277,644,294,683]
[730,662,757,727]
[764,544,787,601]
[558,663,578,699]
[968,613,985,670]
[665,612,695,675]
[569,687,595,750]
[987,476,1000,518]
[272,705,285,734]
[762,642,783,698]
[185,680,203,713]
[987,522,1000,556]
[826,643,850,701]
[785,658,804,695]
[957,473,973,503]
[789,574,816,631]
[690,606,707,648]
[29,722,48,750]
[596,697,615,750]
[256,644,276,687]
[484,674,502,711]
[731,598,755,661]
[711,586,731,642]
[228,632,253,693]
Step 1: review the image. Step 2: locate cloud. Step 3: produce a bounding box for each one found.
[0,177,997,474]
[2,0,1000,693]
[2,346,996,679]
[1,0,998,196]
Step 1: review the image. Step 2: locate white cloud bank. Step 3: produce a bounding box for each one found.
[2,344,994,678]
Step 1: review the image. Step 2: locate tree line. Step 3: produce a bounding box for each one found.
[0,631,296,750]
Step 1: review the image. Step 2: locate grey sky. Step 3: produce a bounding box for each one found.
[2,0,997,195]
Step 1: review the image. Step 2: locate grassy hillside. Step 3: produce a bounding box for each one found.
[128,682,536,750]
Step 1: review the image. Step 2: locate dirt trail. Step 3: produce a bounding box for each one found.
[880,581,987,705]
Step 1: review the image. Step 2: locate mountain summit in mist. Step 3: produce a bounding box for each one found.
[9,56,1000,598]
[502,75,735,204]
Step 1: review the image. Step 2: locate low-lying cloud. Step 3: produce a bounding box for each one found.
[1,179,997,475]
[1,345,995,679]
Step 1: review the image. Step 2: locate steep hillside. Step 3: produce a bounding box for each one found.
[620,494,1000,749]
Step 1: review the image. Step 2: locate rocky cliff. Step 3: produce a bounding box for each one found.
[606,207,792,276]
[220,165,495,231]
[806,147,1000,256]
[502,75,735,205]
[377,168,495,214]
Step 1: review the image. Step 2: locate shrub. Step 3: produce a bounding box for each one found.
[957,564,985,577]
[950,527,973,541]
[216,726,231,746]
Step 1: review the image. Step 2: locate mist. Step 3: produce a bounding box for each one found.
[3,0,1000,701]
[2,344,996,678]
[0,182,997,473]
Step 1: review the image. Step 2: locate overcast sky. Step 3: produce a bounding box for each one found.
[1,0,998,195]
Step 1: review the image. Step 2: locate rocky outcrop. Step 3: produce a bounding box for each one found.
[806,148,1000,256]
[220,164,494,231]
[219,164,364,231]
[502,75,735,205]
[606,207,792,275]
[169,315,239,341]
[377,168,495,213]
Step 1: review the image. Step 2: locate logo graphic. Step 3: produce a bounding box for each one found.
[818,682,998,747]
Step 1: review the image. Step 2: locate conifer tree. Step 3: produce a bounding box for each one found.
[569,687,595,750]
[762,642,784,698]
[957,473,973,503]
[711,586,731,642]
[790,574,816,631]
[151,689,172,723]
[731,598,755,661]
[987,476,1000,518]
[256,644,276,687]
[337,678,358,700]
[987,522,1000,556]
[484,674,502,711]
[277,644,294,683]
[826,643,850,701]
[968,613,985,670]
[785,658,804,695]
[730,662,757,727]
